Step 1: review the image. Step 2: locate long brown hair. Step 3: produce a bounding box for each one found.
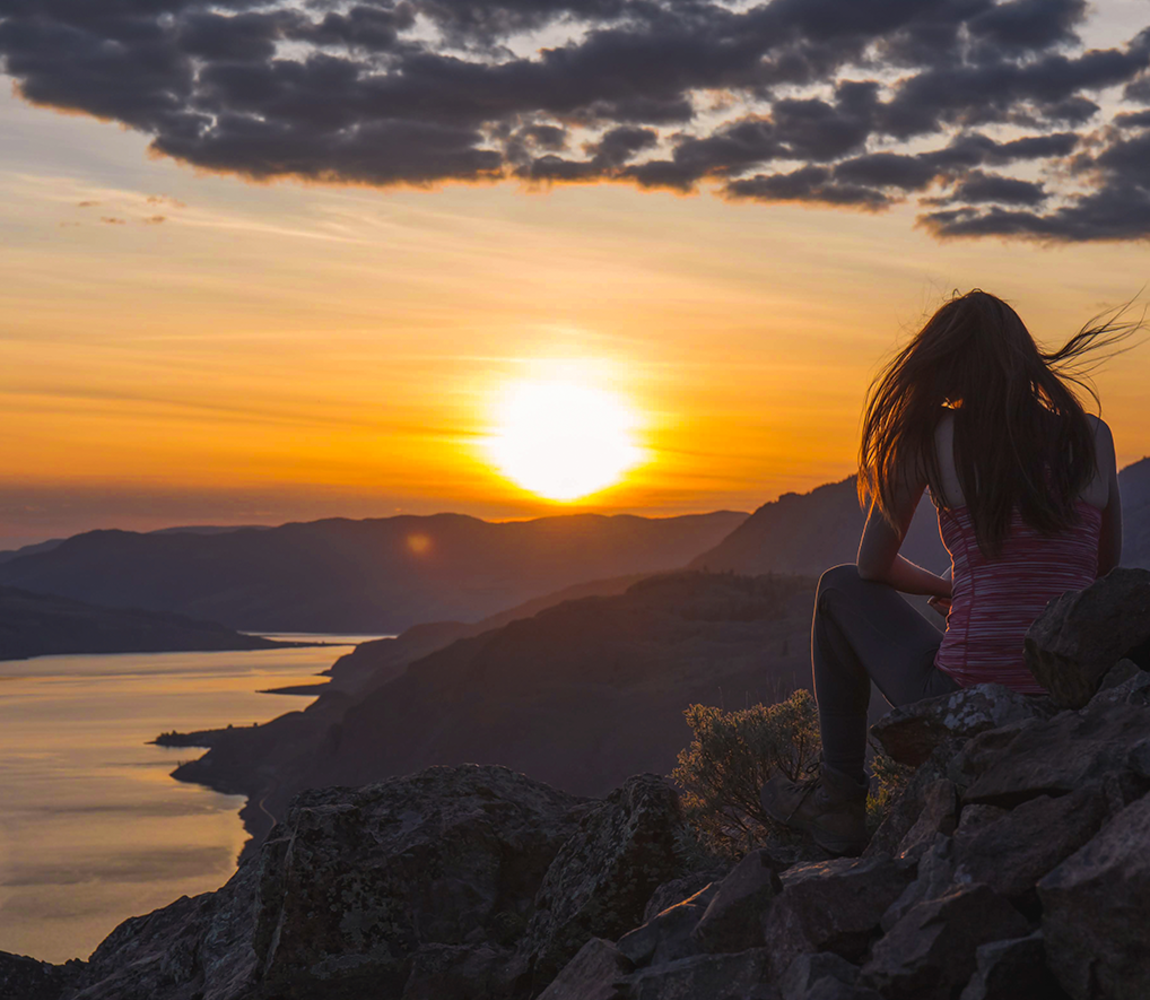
[859,290,1137,556]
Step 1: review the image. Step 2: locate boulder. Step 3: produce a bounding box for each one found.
[642,870,726,923]
[253,764,583,1000]
[65,858,261,1000]
[957,932,1060,1000]
[946,719,1039,792]
[617,885,715,968]
[535,939,633,1000]
[893,779,957,862]
[765,855,915,973]
[870,684,1046,767]
[399,943,508,1000]
[691,849,783,953]
[779,952,860,1000]
[860,884,1029,1000]
[865,741,960,858]
[952,785,1109,901]
[518,774,689,988]
[1023,567,1150,708]
[879,836,955,933]
[801,982,883,1000]
[962,700,1150,808]
[623,948,775,1000]
[0,952,75,1000]
[1038,788,1150,1000]
[1088,662,1150,708]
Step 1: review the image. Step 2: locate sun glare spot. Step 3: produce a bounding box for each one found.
[406,533,432,554]
[487,380,642,502]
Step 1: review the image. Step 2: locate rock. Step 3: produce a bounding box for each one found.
[0,952,75,1000]
[952,785,1109,901]
[801,981,882,1000]
[953,803,1009,835]
[1023,567,1150,708]
[765,855,915,973]
[865,741,960,859]
[642,870,727,923]
[1088,661,1150,708]
[879,836,955,933]
[67,859,261,1000]
[518,774,689,988]
[623,948,775,1000]
[860,883,1029,1000]
[253,764,583,1000]
[691,849,783,953]
[1038,788,1150,1000]
[962,701,1150,807]
[779,952,859,1000]
[399,943,508,1000]
[893,779,957,862]
[617,885,715,968]
[957,932,1060,1000]
[946,719,1040,791]
[871,684,1046,767]
[535,939,633,1000]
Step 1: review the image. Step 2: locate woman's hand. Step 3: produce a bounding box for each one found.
[927,595,952,616]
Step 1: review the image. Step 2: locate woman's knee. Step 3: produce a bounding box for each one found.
[816,564,862,610]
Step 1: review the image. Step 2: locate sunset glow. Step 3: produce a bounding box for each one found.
[486,380,643,502]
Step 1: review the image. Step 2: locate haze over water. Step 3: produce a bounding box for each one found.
[0,638,381,964]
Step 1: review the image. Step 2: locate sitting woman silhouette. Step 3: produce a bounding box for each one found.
[761,289,1130,856]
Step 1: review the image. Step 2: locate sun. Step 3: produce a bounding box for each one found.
[486,380,643,501]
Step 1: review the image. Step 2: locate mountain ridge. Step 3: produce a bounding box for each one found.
[0,510,748,633]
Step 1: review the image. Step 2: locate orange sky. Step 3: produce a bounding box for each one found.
[1,81,1148,548]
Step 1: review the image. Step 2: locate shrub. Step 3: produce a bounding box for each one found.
[866,747,915,835]
[670,690,821,860]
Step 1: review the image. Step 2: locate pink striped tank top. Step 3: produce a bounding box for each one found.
[935,499,1102,693]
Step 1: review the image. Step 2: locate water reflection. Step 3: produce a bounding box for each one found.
[0,637,383,963]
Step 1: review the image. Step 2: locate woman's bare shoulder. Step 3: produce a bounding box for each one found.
[1085,412,1114,440]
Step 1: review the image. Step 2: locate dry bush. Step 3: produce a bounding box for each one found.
[671,690,821,860]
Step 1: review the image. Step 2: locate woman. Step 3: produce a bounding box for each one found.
[761,290,1127,857]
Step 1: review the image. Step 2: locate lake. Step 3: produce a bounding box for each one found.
[0,635,385,964]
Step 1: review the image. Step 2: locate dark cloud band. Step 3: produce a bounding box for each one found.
[1,0,1148,240]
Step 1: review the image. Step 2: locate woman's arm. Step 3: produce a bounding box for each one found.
[1095,419,1122,576]
[856,476,952,598]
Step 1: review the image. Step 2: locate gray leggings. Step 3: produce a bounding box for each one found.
[813,564,959,781]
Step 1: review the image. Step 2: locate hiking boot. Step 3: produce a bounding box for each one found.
[760,763,869,857]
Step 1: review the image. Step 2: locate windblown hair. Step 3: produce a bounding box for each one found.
[859,290,1136,556]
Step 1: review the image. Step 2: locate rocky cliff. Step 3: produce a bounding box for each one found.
[166,571,819,850]
[3,570,1148,1000]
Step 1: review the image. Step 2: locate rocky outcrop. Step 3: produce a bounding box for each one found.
[250,766,587,1000]
[1024,567,1150,708]
[9,578,1150,1000]
[870,683,1050,767]
[515,775,690,990]
[1038,789,1150,1000]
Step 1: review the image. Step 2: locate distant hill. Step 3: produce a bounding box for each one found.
[1120,457,1150,568]
[0,586,297,661]
[170,570,823,847]
[322,571,655,697]
[0,538,65,566]
[691,458,1150,576]
[0,524,268,565]
[0,512,747,633]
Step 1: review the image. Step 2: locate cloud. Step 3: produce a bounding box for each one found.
[1,0,1149,241]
